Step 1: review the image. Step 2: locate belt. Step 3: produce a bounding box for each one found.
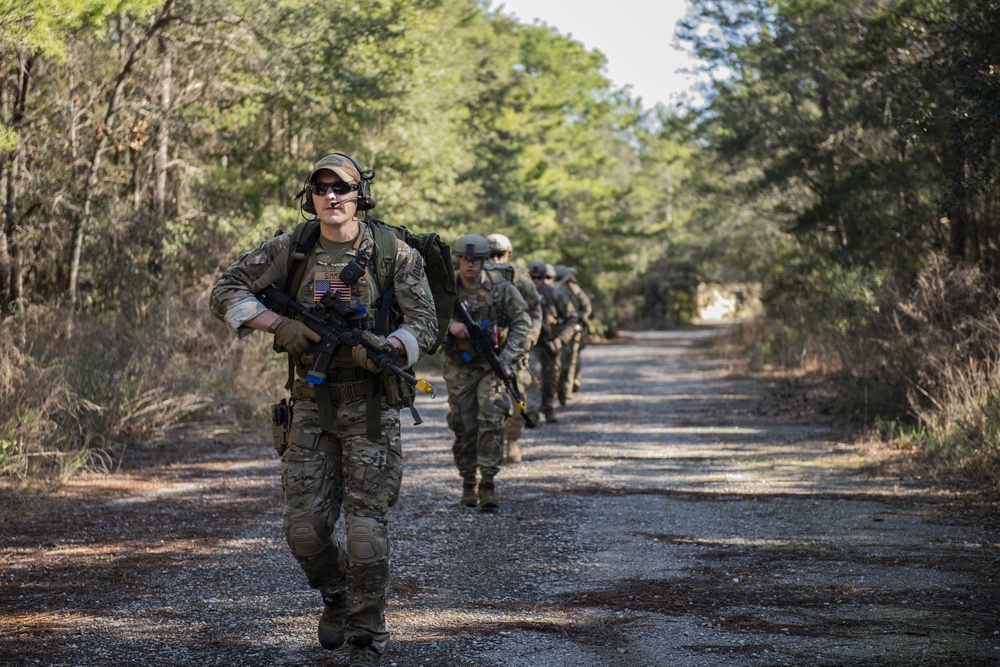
[287,431,338,454]
[292,378,371,402]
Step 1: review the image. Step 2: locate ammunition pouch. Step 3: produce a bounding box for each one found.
[271,399,292,456]
[381,372,415,409]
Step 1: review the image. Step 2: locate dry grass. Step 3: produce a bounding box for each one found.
[0,289,282,488]
[727,252,1000,488]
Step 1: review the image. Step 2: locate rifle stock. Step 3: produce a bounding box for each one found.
[259,285,435,398]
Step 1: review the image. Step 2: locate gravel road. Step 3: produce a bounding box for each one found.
[2,328,998,667]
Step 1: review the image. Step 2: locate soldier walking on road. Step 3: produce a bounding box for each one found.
[528,260,579,423]
[210,152,438,667]
[555,265,593,403]
[443,234,531,509]
[486,233,542,463]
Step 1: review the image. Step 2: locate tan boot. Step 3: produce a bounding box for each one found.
[505,440,522,463]
[478,478,499,510]
[460,480,478,506]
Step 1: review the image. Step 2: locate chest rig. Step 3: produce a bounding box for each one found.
[452,270,511,359]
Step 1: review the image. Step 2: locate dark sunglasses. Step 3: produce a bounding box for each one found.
[312,181,359,196]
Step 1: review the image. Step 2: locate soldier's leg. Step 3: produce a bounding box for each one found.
[557,336,576,405]
[476,372,507,508]
[339,397,403,656]
[561,332,582,401]
[540,348,560,420]
[572,332,586,392]
[281,398,347,597]
[444,363,481,484]
[503,359,535,462]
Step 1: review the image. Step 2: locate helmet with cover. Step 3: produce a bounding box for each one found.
[486,233,513,257]
[454,233,491,259]
[527,259,548,278]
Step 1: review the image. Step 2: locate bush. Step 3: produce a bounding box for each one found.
[0,290,283,487]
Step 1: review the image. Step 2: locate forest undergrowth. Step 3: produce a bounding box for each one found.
[723,252,1000,492]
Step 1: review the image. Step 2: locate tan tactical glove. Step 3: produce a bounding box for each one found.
[351,334,401,373]
[270,316,320,356]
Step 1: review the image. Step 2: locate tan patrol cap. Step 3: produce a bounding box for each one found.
[309,153,361,183]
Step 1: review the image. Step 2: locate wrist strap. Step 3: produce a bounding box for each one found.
[268,316,286,334]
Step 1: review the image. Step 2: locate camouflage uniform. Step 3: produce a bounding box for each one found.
[534,281,578,419]
[558,275,593,403]
[485,261,543,449]
[443,270,531,485]
[210,221,436,654]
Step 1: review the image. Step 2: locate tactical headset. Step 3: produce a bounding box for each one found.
[296,152,376,216]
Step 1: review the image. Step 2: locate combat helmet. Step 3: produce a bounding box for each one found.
[556,264,577,281]
[486,233,513,256]
[545,263,557,280]
[454,233,491,258]
[527,259,548,278]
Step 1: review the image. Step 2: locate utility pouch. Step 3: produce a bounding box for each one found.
[381,373,415,409]
[271,398,292,456]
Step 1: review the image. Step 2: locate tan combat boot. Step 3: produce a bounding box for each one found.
[505,440,522,463]
[478,477,499,510]
[460,479,478,506]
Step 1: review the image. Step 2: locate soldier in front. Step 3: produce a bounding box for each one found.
[443,234,531,509]
[210,152,437,667]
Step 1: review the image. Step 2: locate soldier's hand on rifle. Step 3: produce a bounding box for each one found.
[499,349,518,377]
[448,321,469,339]
[352,335,402,373]
[270,316,321,356]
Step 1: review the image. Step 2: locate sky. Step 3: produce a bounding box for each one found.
[489,0,705,109]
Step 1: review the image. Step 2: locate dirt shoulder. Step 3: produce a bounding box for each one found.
[2,328,998,667]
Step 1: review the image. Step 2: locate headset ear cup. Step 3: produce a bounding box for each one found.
[301,184,316,215]
[357,181,375,211]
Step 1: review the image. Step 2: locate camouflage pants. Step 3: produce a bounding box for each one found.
[558,329,584,401]
[534,343,561,413]
[504,354,540,445]
[281,393,403,653]
[443,359,509,481]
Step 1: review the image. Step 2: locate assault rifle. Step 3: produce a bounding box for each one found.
[259,285,435,398]
[454,299,536,426]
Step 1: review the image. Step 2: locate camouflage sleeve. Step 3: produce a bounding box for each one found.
[499,282,532,360]
[514,270,543,346]
[553,287,580,344]
[209,234,292,338]
[389,238,437,367]
[572,282,593,322]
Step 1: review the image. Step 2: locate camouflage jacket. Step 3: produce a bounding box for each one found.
[537,282,579,346]
[209,221,437,370]
[560,277,593,325]
[445,269,532,366]
[485,260,542,346]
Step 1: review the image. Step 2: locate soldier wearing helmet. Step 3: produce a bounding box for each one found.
[528,260,579,423]
[485,233,542,462]
[443,234,531,509]
[555,265,593,403]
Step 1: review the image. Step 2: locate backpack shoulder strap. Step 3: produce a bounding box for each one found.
[283,219,321,296]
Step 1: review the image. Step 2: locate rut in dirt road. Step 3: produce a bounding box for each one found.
[1,328,998,667]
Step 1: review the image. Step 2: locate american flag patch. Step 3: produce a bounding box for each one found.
[315,278,348,302]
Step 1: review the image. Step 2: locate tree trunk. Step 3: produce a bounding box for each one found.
[3,53,34,311]
[67,1,176,312]
[155,35,170,223]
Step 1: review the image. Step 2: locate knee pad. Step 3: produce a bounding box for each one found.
[346,516,386,565]
[285,513,328,559]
